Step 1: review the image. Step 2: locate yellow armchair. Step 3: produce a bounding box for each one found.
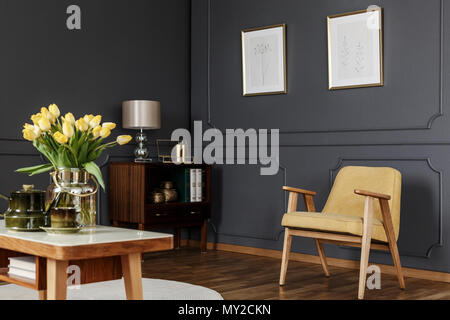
[279,166,405,299]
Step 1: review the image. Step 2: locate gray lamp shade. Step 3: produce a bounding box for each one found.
[122,100,161,129]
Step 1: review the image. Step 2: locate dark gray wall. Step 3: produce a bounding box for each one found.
[192,0,450,273]
[0,0,190,224]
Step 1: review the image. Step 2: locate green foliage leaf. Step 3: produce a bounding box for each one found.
[78,143,89,164]
[29,164,54,176]
[16,163,53,175]
[83,161,105,191]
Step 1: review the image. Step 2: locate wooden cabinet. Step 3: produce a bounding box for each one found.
[109,162,211,252]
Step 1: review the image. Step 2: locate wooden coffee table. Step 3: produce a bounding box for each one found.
[0,221,173,300]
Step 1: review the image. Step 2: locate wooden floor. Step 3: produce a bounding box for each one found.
[142,247,450,300]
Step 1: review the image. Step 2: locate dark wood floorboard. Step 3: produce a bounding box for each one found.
[142,247,450,300]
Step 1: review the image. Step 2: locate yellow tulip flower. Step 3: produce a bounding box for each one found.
[116,135,132,145]
[64,112,75,125]
[92,125,102,139]
[41,107,51,119]
[33,124,41,137]
[76,118,89,132]
[89,115,102,128]
[41,107,56,124]
[53,132,69,144]
[22,128,38,141]
[48,104,60,118]
[99,127,111,139]
[62,121,74,138]
[23,123,41,138]
[38,117,51,132]
[23,123,34,131]
[83,114,94,124]
[31,113,42,125]
[102,122,116,130]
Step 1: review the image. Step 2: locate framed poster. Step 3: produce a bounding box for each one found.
[241,24,286,96]
[327,7,383,90]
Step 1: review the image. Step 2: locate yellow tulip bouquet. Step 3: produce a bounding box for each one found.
[16,104,132,190]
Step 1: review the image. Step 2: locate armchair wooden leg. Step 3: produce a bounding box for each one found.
[279,228,292,286]
[389,240,405,289]
[358,197,374,300]
[380,199,405,289]
[315,239,330,277]
[379,199,405,290]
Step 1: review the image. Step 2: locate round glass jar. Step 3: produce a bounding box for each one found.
[46,168,98,228]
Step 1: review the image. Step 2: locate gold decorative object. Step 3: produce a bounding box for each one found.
[160,181,173,189]
[152,191,165,204]
[156,139,192,163]
[162,188,178,202]
[159,181,178,202]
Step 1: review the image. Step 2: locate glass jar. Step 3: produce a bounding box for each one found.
[46,168,98,228]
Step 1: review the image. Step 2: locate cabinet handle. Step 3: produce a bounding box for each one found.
[190,211,200,215]
[155,213,169,217]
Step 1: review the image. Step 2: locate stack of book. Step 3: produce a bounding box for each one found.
[179,168,205,202]
[8,256,36,280]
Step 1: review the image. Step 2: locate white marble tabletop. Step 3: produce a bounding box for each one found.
[0,220,172,247]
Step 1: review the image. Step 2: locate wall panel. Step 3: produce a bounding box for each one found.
[192,0,450,273]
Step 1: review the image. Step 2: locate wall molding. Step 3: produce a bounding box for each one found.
[330,157,443,259]
[205,0,445,133]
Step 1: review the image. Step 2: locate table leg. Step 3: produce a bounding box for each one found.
[47,259,68,300]
[121,253,143,300]
[38,290,47,300]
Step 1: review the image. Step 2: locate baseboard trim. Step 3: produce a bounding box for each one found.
[181,239,450,283]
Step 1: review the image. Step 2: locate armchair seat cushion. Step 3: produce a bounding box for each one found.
[281,211,388,242]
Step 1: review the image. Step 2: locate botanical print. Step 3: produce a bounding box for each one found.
[248,34,279,87]
[336,21,374,80]
[328,8,382,89]
[242,25,286,95]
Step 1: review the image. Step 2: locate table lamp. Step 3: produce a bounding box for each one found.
[122,100,161,162]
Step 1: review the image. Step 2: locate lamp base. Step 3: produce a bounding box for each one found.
[134,130,151,162]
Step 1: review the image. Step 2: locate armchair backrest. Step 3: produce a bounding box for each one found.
[322,166,402,239]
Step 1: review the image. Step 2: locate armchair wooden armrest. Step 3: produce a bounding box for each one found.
[282,186,317,212]
[282,186,316,196]
[354,189,391,200]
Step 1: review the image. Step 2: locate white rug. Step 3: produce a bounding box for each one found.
[0,278,223,300]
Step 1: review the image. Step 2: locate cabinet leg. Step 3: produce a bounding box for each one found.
[174,228,181,249]
[138,223,144,231]
[201,219,207,253]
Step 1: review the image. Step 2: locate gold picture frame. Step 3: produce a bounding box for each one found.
[327,7,383,90]
[241,24,287,96]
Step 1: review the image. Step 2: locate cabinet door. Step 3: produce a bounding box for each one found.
[109,163,146,223]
